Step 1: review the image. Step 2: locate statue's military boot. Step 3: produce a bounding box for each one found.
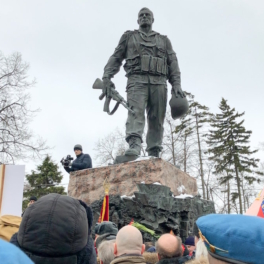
[125,137,141,156]
[148,147,160,158]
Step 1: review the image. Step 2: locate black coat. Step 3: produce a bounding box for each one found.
[64,153,92,173]
[156,256,191,264]
[10,193,97,264]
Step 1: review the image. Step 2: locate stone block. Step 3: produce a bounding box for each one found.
[68,158,197,204]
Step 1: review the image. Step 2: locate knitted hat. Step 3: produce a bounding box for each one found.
[74,144,82,151]
[185,236,195,246]
[29,196,37,202]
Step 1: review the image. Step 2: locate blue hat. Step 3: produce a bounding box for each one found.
[0,238,33,264]
[147,246,156,253]
[185,236,195,246]
[197,214,264,264]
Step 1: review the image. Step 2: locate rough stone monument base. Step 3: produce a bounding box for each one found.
[68,158,198,205]
[90,184,215,242]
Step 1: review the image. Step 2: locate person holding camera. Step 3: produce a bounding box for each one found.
[63,144,92,173]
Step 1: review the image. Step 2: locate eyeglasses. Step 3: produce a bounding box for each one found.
[199,229,228,254]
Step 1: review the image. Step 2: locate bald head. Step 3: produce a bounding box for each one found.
[114,225,145,256]
[156,234,182,259]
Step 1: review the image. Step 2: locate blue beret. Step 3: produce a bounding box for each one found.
[197,214,264,264]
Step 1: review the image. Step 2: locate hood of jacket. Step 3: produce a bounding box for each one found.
[17,193,88,257]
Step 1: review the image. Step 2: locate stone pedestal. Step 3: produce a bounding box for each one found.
[68,158,197,204]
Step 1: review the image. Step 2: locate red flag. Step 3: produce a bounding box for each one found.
[257,199,264,218]
[98,177,110,223]
[129,218,134,225]
[98,194,109,223]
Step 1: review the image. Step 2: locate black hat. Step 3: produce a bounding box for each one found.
[95,221,118,236]
[29,196,37,201]
[74,144,82,151]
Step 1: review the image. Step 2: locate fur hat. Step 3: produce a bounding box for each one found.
[94,221,118,236]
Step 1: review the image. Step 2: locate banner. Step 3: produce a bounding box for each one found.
[0,165,25,217]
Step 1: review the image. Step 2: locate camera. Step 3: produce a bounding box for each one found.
[60,155,74,167]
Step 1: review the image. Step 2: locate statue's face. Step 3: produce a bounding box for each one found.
[137,9,154,27]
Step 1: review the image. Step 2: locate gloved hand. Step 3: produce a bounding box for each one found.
[172,85,185,98]
[103,78,115,98]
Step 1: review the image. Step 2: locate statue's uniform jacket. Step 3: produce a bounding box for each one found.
[103,30,182,151]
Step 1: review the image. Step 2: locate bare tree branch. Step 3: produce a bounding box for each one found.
[0,51,48,164]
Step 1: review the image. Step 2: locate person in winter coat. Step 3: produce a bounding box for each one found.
[111,225,146,264]
[64,144,92,173]
[10,193,97,264]
[155,234,183,264]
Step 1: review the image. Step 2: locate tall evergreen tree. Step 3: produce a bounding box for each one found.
[23,155,66,209]
[206,98,263,213]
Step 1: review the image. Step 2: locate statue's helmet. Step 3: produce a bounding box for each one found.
[169,92,189,120]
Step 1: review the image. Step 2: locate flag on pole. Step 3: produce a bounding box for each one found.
[257,198,264,218]
[245,187,264,218]
[98,177,110,223]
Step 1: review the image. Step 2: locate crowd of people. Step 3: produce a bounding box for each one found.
[0,193,263,264]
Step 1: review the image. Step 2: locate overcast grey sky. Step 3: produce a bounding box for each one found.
[1,0,264,187]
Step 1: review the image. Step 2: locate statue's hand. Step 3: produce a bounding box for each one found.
[103,78,115,98]
[172,85,185,98]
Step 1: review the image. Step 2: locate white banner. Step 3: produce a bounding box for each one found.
[0,165,25,217]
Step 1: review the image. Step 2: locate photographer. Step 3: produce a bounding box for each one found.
[63,144,92,173]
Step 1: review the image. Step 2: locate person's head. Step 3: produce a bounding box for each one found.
[98,240,115,264]
[74,144,82,155]
[14,194,90,263]
[197,214,264,264]
[137,8,154,28]
[95,221,118,237]
[114,225,145,256]
[145,241,154,251]
[29,196,37,205]
[0,238,34,264]
[156,234,182,260]
[185,236,196,255]
[96,233,117,249]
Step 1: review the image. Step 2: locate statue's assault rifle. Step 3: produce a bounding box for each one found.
[92,78,135,116]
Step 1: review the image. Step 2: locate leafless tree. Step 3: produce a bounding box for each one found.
[0,51,48,164]
[94,128,126,165]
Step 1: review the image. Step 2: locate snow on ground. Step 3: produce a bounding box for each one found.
[129,156,157,163]
[120,195,135,199]
[175,194,193,199]
[177,185,186,193]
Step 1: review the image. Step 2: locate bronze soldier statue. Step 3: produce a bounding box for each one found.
[102,7,185,158]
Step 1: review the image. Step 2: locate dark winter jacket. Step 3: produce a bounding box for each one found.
[10,193,97,264]
[64,153,92,173]
[156,256,190,264]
